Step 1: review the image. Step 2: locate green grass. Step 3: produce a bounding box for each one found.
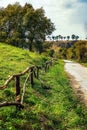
[0,43,87,130]
[0,43,48,86]
[80,63,87,67]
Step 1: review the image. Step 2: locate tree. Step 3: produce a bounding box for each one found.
[71,34,76,40]
[0,3,24,46]
[0,3,55,53]
[58,35,62,40]
[63,36,66,40]
[60,35,63,40]
[69,41,87,62]
[75,35,79,40]
[55,35,59,41]
[52,36,55,41]
[23,7,55,52]
[67,36,70,40]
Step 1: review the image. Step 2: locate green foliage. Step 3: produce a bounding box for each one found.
[66,48,73,59]
[58,40,87,62]
[59,48,67,59]
[0,31,7,41]
[48,49,55,57]
[73,41,87,62]
[71,34,79,40]
[0,3,55,53]
[23,7,55,52]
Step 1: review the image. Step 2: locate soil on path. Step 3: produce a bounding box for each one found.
[64,60,87,106]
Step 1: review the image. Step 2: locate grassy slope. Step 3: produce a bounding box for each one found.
[0,43,47,86]
[0,43,87,130]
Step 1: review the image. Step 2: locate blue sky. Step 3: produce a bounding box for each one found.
[79,0,87,3]
[0,0,87,39]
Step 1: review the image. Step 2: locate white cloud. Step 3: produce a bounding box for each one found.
[69,3,87,24]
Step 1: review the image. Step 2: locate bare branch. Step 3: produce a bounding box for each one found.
[0,102,24,108]
[21,73,30,104]
[0,66,35,89]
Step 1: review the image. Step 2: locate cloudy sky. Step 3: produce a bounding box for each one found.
[0,0,87,39]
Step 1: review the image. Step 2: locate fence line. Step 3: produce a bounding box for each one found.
[0,59,55,109]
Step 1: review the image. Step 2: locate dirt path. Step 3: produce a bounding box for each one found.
[64,60,87,106]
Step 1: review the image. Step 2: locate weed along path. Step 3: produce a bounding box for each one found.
[64,60,87,106]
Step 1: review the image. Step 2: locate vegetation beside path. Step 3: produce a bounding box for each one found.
[0,43,87,130]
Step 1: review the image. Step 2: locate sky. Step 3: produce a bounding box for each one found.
[0,0,87,39]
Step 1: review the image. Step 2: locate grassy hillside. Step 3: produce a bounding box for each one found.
[0,43,47,86]
[0,43,87,130]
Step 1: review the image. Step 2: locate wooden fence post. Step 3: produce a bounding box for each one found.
[36,66,39,79]
[15,76,21,109]
[45,63,47,72]
[34,70,37,78]
[16,76,20,102]
[30,67,34,87]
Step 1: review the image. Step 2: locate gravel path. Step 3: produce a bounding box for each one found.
[64,60,87,93]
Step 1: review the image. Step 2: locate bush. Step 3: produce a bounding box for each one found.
[49,49,55,57]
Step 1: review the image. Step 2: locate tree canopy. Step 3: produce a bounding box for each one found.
[0,2,55,53]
